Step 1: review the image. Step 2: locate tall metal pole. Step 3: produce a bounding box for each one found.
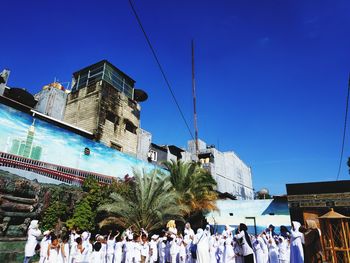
[192,40,199,155]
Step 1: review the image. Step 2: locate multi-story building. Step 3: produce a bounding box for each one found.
[63,60,148,156]
[34,82,68,121]
[189,139,254,200]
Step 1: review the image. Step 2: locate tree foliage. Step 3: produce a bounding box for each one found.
[66,196,95,231]
[98,169,189,233]
[164,160,218,214]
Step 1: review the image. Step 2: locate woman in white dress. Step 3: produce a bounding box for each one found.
[23,220,42,263]
[290,221,304,263]
[48,235,60,263]
[195,228,210,263]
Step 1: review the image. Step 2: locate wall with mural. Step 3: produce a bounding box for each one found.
[0,103,159,182]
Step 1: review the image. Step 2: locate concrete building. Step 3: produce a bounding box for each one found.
[63,60,148,156]
[189,139,254,200]
[34,82,68,120]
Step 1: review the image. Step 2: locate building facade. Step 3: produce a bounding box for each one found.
[63,60,147,156]
[34,82,68,120]
[189,139,254,200]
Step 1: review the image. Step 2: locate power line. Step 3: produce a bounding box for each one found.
[128,0,194,140]
[336,73,350,181]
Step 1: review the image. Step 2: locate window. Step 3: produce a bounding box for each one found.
[106,111,116,123]
[125,120,137,134]
[111,142,122,152]
[87,83,96,94]
[70,90,79,100]
[148,150,157,162]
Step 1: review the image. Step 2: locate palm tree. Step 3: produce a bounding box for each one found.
[164,160,218,214]
[97,169,189,233]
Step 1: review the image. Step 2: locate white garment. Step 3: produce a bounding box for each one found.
[290,221,304,263]
[170,239,179,263]
[253,238,264,263]
[158,238,167,263]
[133,242,142,263]
[195,231,210,263]
[234,231,254,257]
[149,240,158,262]
[209,236,219,263]
[124,241,134,263]
[113,241,123,263]
[89,251,104,263]
[179,243,187,263]
[268,239,279,263]
[48,247,60,263]
[59,242,70,263]
[223,238,236,263]
[39,237,51,263]
[106,239,116,263]
[24,227,42,257]
[278,237,289,262]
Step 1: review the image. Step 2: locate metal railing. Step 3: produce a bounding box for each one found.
[0,152,114,185]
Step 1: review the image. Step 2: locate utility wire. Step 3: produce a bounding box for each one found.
[336,73,350,181]
[128,0,194,140]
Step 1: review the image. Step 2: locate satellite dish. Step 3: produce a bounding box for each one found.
[134,88,148,102]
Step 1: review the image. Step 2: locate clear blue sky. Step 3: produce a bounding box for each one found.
[2,0,350,194]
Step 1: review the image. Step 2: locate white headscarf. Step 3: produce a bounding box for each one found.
[29,220,39,230]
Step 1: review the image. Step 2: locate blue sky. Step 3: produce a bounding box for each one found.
[1,0,350,194]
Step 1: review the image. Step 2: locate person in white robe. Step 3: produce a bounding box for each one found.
[47,235,60,263]
[124,234,135,263]
[290,221,304,263]
[267,237,279,263]
[277,236,289,263]
[81,231,92,263]
[223,236,236,263]
[113,236,124,263]
[169,234,180,263]
[209,234,220,263]
[23,220,42,263]
[194,228,210,263]
[253,236,264,263]
[89,242,104,263]
[149,235,159,263]
[39,230,51,263]
[184,223,195,240]
[158,235,167,263]
[59,235,70,263]
[106,232,118,263]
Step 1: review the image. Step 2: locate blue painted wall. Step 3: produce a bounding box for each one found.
[0,103,159,180]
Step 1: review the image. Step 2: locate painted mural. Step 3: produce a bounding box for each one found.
[0,103,159,181]
[207,199,291,235]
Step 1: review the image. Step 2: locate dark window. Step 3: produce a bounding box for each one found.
[70,90,79,100]
[229,213,234,216]
[111,142,122,152]
[106,111,115,123]
[87,84,96,94]
[125,120,137,134]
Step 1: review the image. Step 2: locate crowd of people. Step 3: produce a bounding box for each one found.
[23,219,322,263]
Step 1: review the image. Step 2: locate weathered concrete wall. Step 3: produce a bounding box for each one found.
[64,82,141,156]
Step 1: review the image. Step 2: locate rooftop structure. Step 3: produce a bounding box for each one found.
[64,60,148,156]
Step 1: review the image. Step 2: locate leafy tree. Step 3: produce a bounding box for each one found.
[164,160,218,214]
[98,169,189,233]
[66,197,95,231]
[41,200,68,230]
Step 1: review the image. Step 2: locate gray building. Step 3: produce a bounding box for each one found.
[188,139,254,200]
[34,82,68,120]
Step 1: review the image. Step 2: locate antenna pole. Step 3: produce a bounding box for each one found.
[192,40,199,155]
